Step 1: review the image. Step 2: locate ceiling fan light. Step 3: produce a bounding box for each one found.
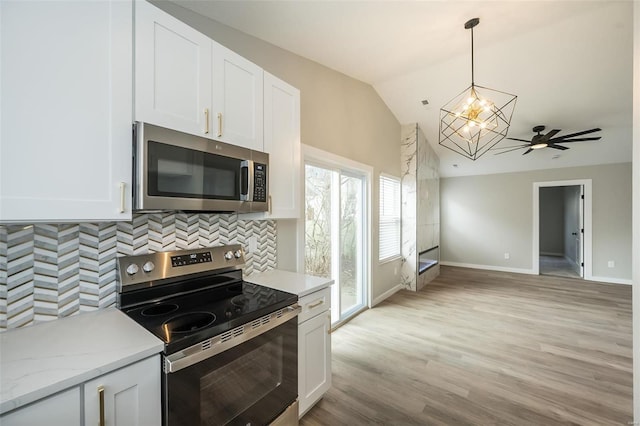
[532,143,547,150]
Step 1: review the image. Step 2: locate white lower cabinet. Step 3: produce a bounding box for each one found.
[0,388,81,426]
[84,355,161,426]
[0,356,160,426]
[298,288,332,417]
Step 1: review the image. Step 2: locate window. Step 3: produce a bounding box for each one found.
[379,175,401,262]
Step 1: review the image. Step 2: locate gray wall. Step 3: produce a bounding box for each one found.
[539,187,565,255]
[440,163,632,280]
[154,2,402,301]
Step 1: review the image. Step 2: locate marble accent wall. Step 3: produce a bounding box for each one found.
[400,124,440,291]
[0,213,276,331]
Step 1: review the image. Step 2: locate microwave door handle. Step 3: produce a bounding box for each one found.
[240,160,254,201]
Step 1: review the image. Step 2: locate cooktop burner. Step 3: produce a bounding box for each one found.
[163,312,216,334]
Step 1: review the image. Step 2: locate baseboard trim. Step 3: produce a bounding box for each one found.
[589,276,633,285]
[440,261,536,275]
[372,284,404,307]
[439,262,632,285]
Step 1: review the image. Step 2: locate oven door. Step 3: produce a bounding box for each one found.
[162,316,298,426]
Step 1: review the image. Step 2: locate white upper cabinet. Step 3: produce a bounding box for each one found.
[135,1,263,151]
[212,43,264,151]
[263,72,301,219]
[0,0,133,223]
[135,0,212,137]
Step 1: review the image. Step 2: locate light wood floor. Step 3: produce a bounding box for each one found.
[300,266,632,426]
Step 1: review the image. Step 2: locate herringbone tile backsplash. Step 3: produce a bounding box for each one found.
[0,213,277,331]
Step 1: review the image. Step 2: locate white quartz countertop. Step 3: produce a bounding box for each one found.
[246,269,334,297]
[0,308,164,414]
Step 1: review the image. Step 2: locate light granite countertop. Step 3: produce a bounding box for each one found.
[246,269,334,297]
[0,308,163,415]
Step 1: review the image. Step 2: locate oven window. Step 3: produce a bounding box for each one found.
[200,337,283,425]
[148,141,240,200]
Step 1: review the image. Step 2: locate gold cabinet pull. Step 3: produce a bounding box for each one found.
[327,315,332,334]
[119,182,126,213]
[98,386,105,426]
[307,299,324,309]
[204,109,210,134]
[217,113,223,137]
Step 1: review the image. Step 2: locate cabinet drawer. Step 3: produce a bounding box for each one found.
[298,287,331,323]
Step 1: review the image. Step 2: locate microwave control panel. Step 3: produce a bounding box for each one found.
[253,163,267,202]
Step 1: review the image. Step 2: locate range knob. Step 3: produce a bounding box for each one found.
[142,261,155,273]
[224,251,234,260]
[234,250,243,259]
[125,264,139,276]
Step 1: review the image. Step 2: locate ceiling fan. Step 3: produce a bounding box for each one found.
[492,125,602,155]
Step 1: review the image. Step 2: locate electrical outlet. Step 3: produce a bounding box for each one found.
[608,260,615,268]
[504,252,510,260]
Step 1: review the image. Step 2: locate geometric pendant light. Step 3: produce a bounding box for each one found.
[439,18,517,161]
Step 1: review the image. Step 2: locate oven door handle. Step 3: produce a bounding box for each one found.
[164,303,301,373]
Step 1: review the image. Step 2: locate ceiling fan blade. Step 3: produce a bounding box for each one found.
[553,128,602,140]
[494,146,530,155]
[549,145,569,150]
[490,144,529,151]
[506,137,532,143]
[542,129,561,141]
[551,137,601,143]
[522,148,533,155]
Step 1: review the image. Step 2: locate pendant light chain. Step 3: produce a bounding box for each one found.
[470,25,475,86]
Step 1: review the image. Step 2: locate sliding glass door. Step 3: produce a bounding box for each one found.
[304,163,367,325]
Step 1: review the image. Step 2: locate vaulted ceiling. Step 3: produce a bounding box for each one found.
[172,0,633,177]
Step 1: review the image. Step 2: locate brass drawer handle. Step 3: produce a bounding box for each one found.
[307,299,324,309]
[204,109,210,134]
[98,386,105,426]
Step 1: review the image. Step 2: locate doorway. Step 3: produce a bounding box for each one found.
[533,179,592,280]
[301,146,372,327]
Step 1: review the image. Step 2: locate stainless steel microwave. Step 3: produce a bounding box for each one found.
[133,122,268,213]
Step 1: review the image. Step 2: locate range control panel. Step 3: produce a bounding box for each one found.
[117,244,245,290]
[171,252,212,267]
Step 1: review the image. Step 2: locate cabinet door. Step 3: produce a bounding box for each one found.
[212,42,263,151]
[298,312,332,417]
[84,356,161,426]
[0,387,81,426]
[263,72,301,219]
[0,0,132,222]
[135,0,212,137]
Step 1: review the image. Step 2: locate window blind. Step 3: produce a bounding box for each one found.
[379,175,401,261]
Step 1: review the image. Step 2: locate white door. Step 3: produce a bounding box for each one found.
[212,42,263,151]
[135,0,212,137]
[0,0,132,222]
[263,72,301,218]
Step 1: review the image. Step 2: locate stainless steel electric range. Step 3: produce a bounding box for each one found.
[116,245,300,426]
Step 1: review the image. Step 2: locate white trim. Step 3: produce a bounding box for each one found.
[589,276,633,286]
[532,179,593,280]
[371,284,403,307]
[300,143,374,312]
[440,261,535,275]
